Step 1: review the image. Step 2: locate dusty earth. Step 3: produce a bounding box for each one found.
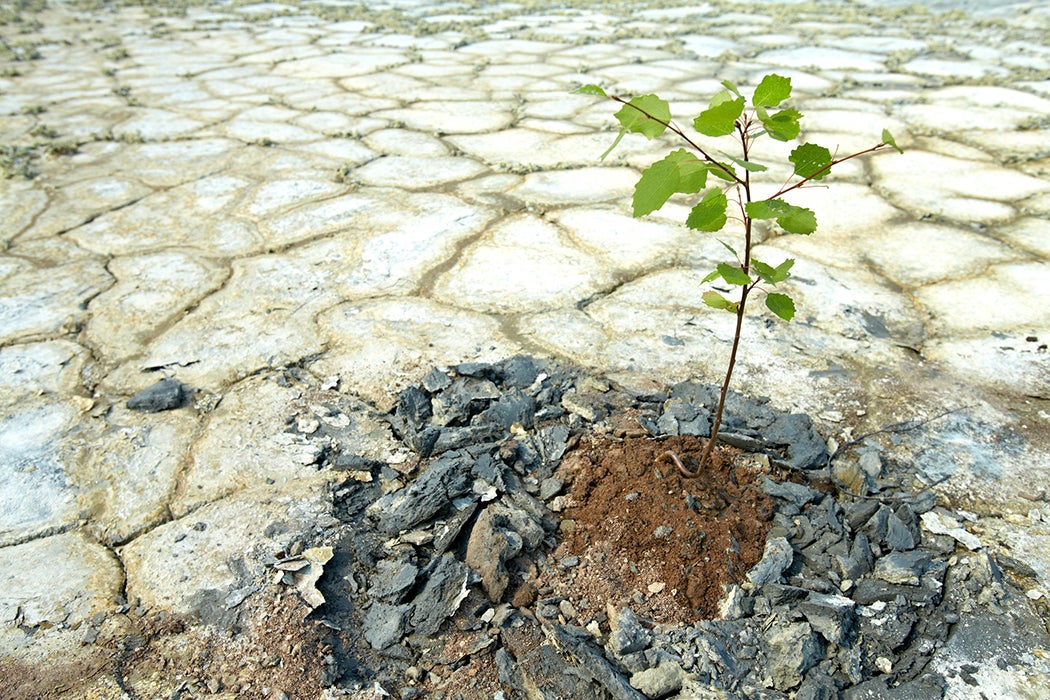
[539,435,775,623]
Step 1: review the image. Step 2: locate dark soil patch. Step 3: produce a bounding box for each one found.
[539,435,775,623]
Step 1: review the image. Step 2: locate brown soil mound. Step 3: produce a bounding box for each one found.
[537,434,776,625]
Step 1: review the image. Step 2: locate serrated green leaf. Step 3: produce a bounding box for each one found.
[752,258,795,284]
[694,96,744,137]
[761,108,801,142]
[789,143,832,180]
[745,199,817,234]
[685,188,728,232]
[721,79,741,97]
[632,149,709,217]
[633,158,679,217]
[615,94,670,139]
[752,74,792,108]
[751,260,777,284]
[717,263,751,286]
[702,269,720,283]
[575,84,607,97]
[702,291,739,313]
[708,162,737,181]
[773,257,795,280]
[724,152,768,173]
[882,128,903,154]
[765,293,796,321]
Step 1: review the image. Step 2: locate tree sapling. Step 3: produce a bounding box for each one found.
[577,74,902,469]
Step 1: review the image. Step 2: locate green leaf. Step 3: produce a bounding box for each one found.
[702,291,738,313]
[789,143,832,180]
[752,74,792,108]
[761,108,801,142]
[724,152,768,173]
[685,188,728,232]
[745,199,817,235]
[575,84,607,97]
[717,263,751,286]
[717,239,738,257]
[615,94,670,139]
[708,162,738,181]
[632,149,709,217]
[882,128,903,154]
[694,96,744,137]
[752,258,794,284]
[701,269,720,284]
[721,79,741,97]
[765,293,796,321]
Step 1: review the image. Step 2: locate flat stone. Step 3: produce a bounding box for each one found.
[0,341,89,406]
[432,214,614,314]
[122,478,333,616]
[353,155,488,189]
[408,554,471,638]
[0,259,112,345]
[68,175,260,257]
[871,150,1050,224]
[0,399,84,547]
[77,405,197,545]
[373,100,513,134]
[86,251,228,361]
[510,167,639,205]
[314,298,521,408]
[0,532,123,651]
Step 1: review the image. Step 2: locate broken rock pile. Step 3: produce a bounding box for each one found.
[311,356,1045,698]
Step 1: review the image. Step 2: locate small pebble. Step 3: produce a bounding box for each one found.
[875,657,893,674]
[647,582,666,594]
[560,555,580,568]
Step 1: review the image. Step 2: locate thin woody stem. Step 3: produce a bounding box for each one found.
[699,121,755,469]
[772,143,891,199]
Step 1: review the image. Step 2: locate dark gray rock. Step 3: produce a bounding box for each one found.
[851,579,937,607]
[127,377,185,412]
[765,413,828,470]
[395,385,431,429]
[421,367,452,393]
[836,532,874,581]
[368,559,418,601]
[501,623,607,700]
[747,537,794,586]
[799,592,855,646]
[497,355,543,389]
[408,554,470,637]
[363,602,412,650]
[608,607,651,657]
[844,500,881,532]
[372,451,473,533]
[480,388,537,429]
[432,498,478,555]
[842,673,946,699]
[552,624,647,700]
[431,377,500,426]
[760,477,822,509]
[885,511,917,551]
[657,398,711,437]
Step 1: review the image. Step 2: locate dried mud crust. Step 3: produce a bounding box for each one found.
[536,434,776,624]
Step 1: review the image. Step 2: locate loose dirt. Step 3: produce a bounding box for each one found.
[535,434,776,624]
